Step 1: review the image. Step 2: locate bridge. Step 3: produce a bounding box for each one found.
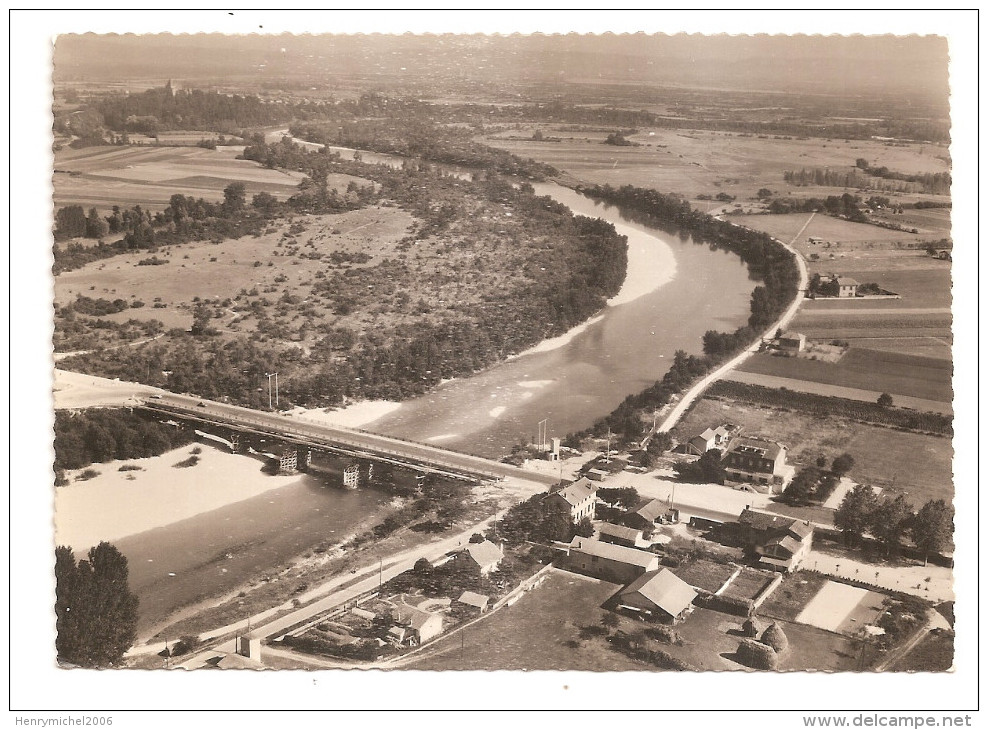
[137,394,560,486]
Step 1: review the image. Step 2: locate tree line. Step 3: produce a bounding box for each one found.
[835,487,953,564]
[783,165,951,196]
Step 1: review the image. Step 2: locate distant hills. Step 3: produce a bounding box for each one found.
[54,32,948,108]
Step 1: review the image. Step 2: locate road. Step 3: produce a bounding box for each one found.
[128,514,500,658]
[655,214,811,433]
[142,393,560,485]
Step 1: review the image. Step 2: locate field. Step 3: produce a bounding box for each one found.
[737,348,953,404]
[54,205,417,335]
[405,570,647,671]
[758,572,832,621]
[405,568,865,672]
[53,144,319,213]
[733,212,935,249]
[674,396,953,506]
[485,126,948,206]
[794,580,886,633]
[672,559,737,594]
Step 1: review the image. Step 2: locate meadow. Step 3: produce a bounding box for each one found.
[485,125,948,204]
[53,144,312,213]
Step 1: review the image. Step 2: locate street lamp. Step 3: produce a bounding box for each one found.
[264,372,279,410]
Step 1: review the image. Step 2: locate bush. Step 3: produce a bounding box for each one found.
[170,635,202,656]
[76,468,100,481]
[118,464,142,472]
[644,625,683,645]
[697,593,754,617]
[174,455,200,468]
[737,638,779,669]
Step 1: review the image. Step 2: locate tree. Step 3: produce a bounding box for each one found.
[573,516,595,538]
[781,467,819,506]
[877,392,894,408]
[468,533,486,544]
[85,207,109,239]
[870,495,913,557]
[834,484,879,547]
[911,499,953,565]
[55,205,87,239]
[830,453,856,477]
[757,188,773,199]
[222,182,247,215]
[55,542,139,667]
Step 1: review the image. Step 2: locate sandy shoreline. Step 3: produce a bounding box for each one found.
[285,399,402,429]
[54,443,301,550]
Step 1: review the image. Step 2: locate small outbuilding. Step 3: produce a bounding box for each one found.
[618,568,698,622]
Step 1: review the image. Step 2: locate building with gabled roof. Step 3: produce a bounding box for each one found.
[389,603,443,646]
[559,537,659,584]
[543,477,597,522]
[836,276,859,297]
[456,591,490,612]
[618,568,698,622]
[737,507,814,572]
[459,540,503,576]
[722,437,790,492]
[597,522,647,548]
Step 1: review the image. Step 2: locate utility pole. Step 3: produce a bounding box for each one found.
[265,373,273,410]
[537,419,547,453]
[605,428,612,463]
[379,558,383,590]
[275,372,279,408]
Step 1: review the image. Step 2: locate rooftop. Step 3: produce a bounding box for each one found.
[567,537,658,569]
[635,498,668,523]
[621,569,698,617]
[727,437,784,462]
[548,477,596,507]
[457,591,490,610]
[465,540,502,569]
[597,522,643,542]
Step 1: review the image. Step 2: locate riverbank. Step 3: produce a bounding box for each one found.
[54,443,301,549]
[285,399,402,429]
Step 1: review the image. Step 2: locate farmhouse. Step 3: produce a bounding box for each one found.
[618,568,698,622]
[458,540,503,576]
[737,507,814,572]
[777,331,807,353]
[544,477,597,522]
[597,522,648,548]
[559,537,659,584]
[836,276,859,298]
[389,604,443,646]
[722,437,791,492]
[686,423,740,455]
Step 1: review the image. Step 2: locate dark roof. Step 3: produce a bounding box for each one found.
[738,508,798,532]
[727,437,784,462]
[765,534,802,556]
[739,508,813,542]
[621,569,697,617]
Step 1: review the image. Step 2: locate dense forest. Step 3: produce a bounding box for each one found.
[564,183,800,444]
[53,409,193,473]
[57,137,628,410]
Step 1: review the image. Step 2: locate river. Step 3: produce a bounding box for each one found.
[117,136,756,633]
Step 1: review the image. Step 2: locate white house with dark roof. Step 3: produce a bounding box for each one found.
[543,477,597,521]
[737,507,814,572]
[618,568,698,622]
[456,591,490,613]
[722,437,791,492]
[389,603,443,646]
